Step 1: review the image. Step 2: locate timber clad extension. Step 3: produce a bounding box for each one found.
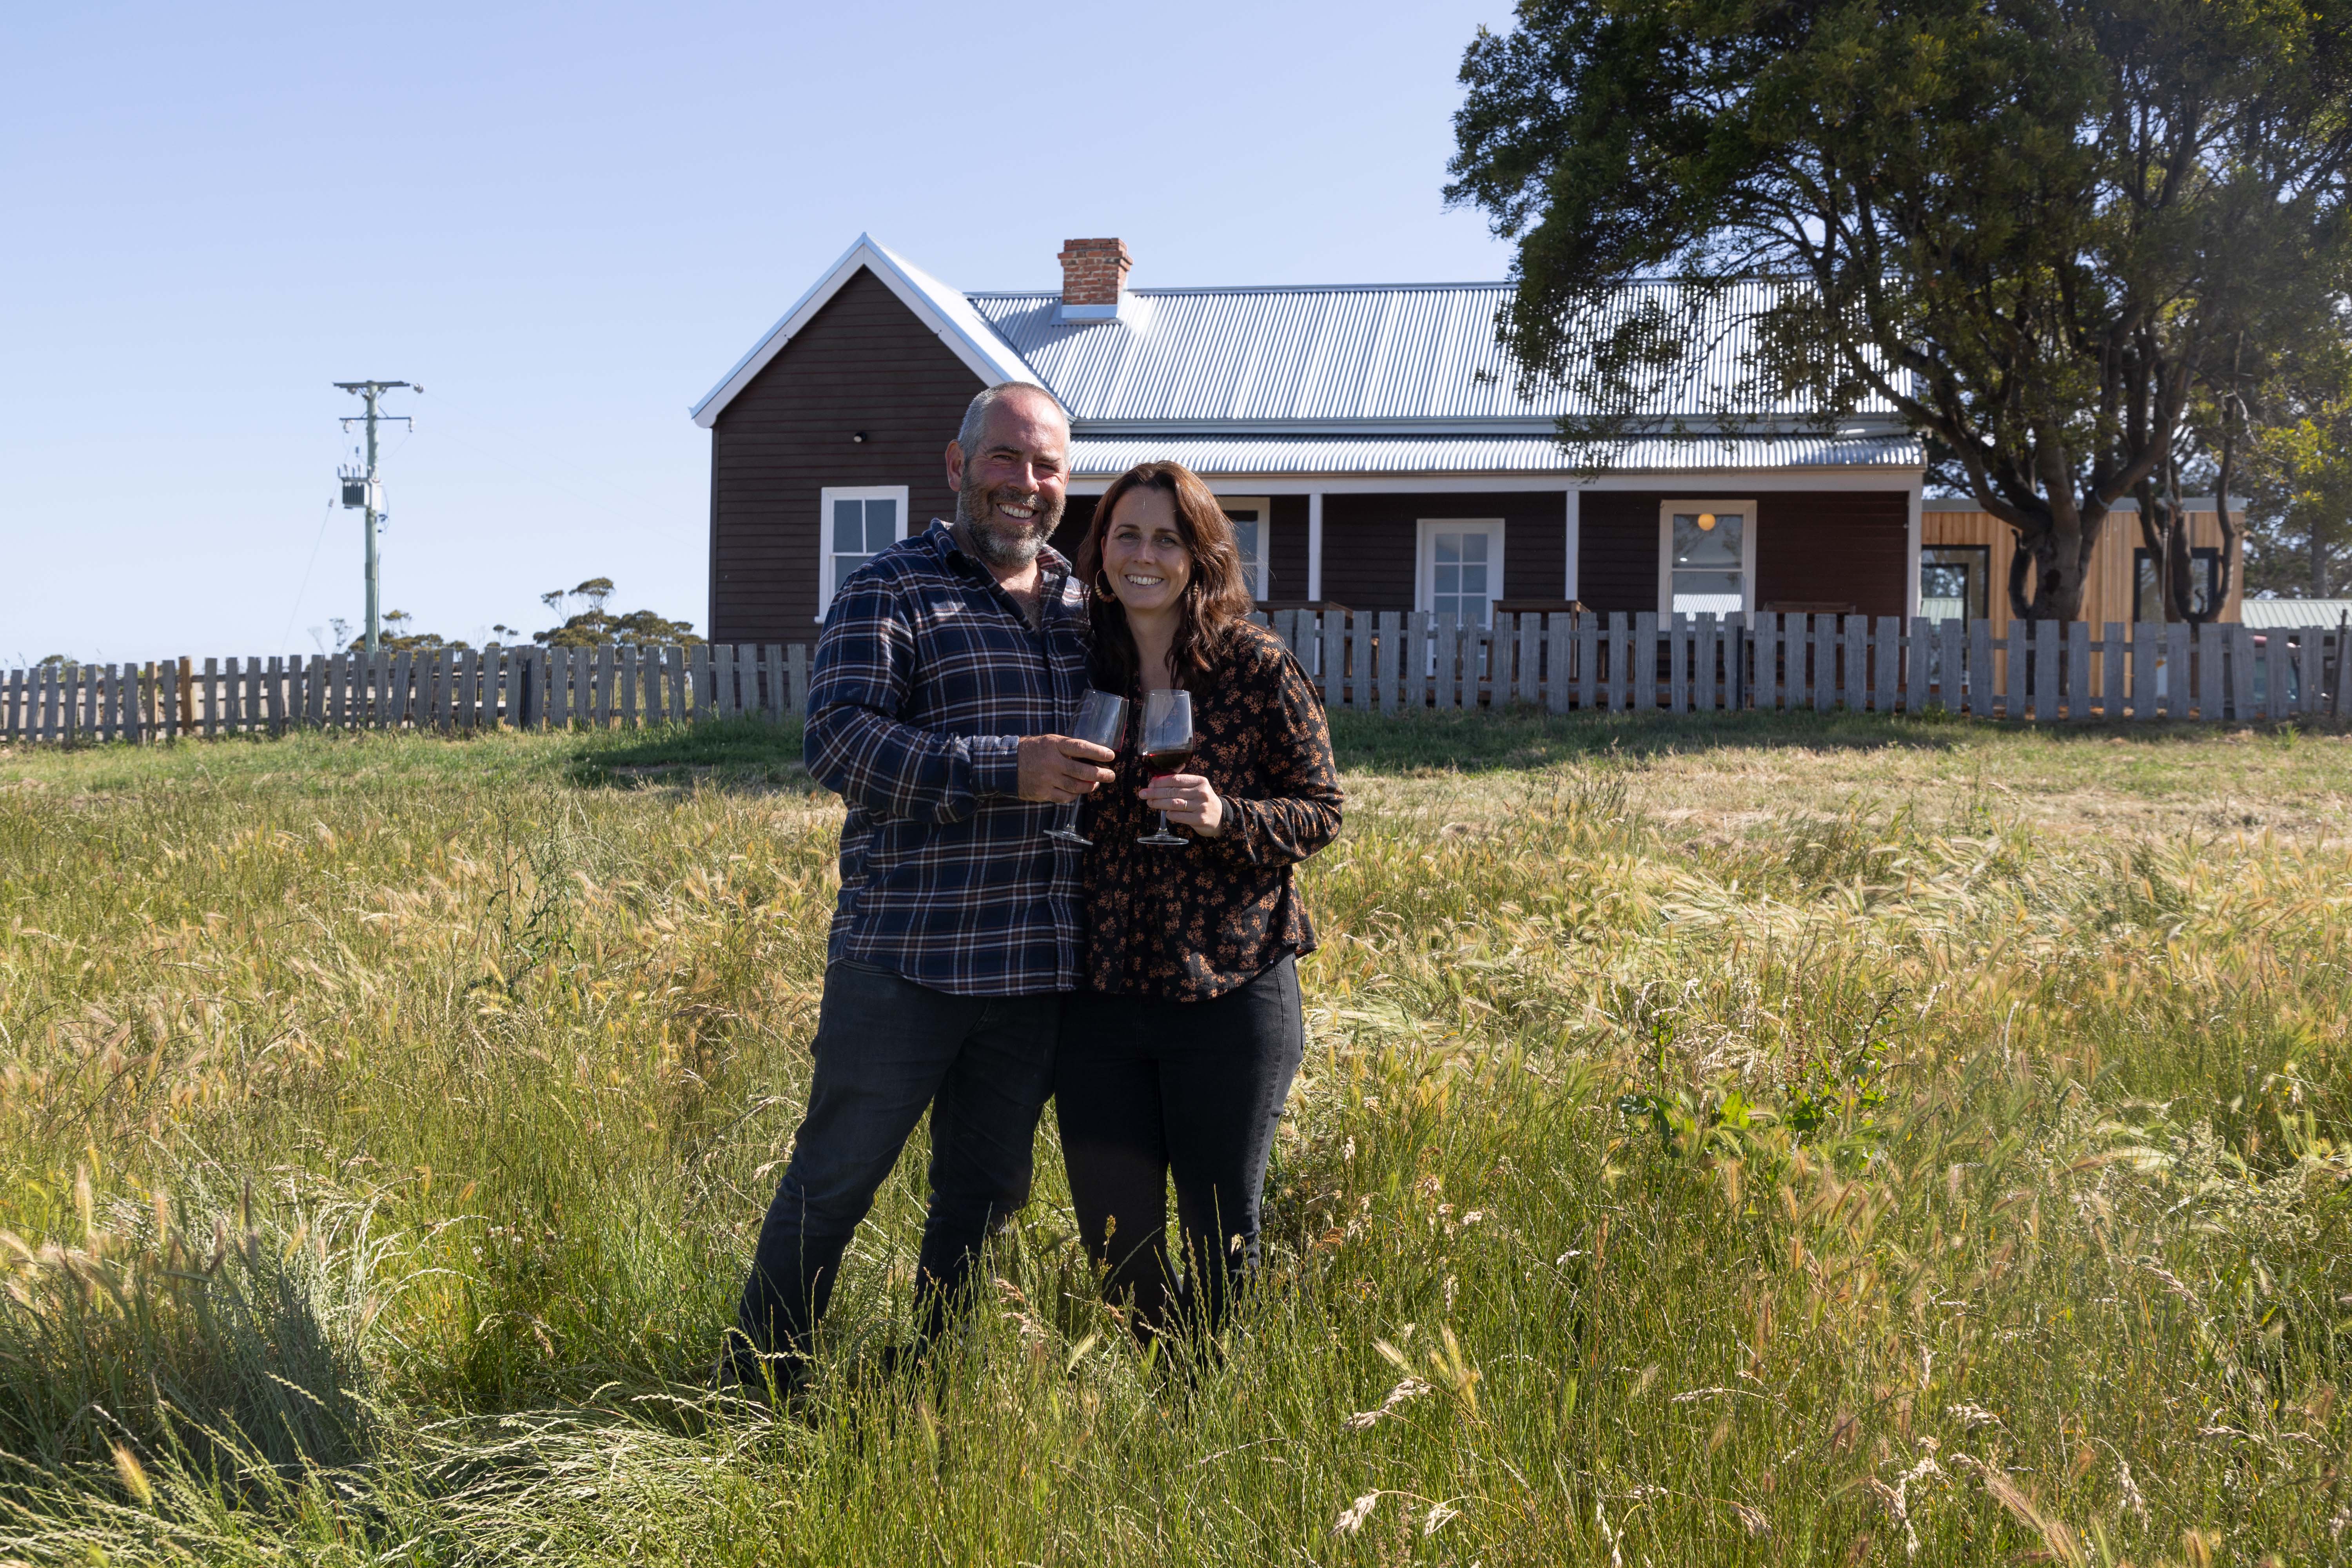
[694,234,1935,647]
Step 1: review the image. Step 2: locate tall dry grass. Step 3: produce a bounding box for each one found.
[0,714,2346,1565]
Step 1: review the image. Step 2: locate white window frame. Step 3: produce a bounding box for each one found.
[817,485,912,620]
[1414,518,1507,624]
[1216,494,1273,601]
[1657,498,1758,618]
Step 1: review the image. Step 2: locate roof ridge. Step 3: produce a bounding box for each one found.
[964,277,1780,299]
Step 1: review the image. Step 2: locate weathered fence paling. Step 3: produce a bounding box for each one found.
[5,617,2346,743]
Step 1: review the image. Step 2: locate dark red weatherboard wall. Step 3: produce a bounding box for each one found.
[1576,490,1911,617]
[1317,492,1569,612]
[708,268,982,644]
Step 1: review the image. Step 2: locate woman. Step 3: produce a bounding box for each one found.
[1058,460,1344,1347]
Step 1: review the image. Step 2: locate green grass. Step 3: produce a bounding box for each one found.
[1,715,2348,1565]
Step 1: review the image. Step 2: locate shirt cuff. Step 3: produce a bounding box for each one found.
[1208,796,1265,863]
[971,734,1024,797]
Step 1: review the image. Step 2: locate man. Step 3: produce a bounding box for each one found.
[724,381,1115,1389]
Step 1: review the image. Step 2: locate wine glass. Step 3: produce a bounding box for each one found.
[1135,688,1195,848]
[1045,690,1129,846]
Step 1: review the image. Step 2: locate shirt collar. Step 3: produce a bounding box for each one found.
[925,517,1076,586]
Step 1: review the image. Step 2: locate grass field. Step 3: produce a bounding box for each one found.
[1,713,2348,1566]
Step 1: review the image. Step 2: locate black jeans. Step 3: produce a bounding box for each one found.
[733,961,1059,1367]
[1054,957,1303,1341]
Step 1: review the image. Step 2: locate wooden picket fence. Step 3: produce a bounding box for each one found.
[4,613,2347,745]
[1263,609,2347,722]
[0,644,808,744]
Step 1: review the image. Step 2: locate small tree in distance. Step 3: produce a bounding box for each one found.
[533,578,702,649]
[359,609,470,653]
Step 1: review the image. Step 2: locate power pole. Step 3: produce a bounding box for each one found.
[334,380,417,652]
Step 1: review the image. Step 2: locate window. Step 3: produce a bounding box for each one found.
[818,485,910,618]
[1657,499,1756,617]
[2134,547,2221,622]
[1219,495,1271,601]
[1416,519,1506,626]
[1920,545,1991,623]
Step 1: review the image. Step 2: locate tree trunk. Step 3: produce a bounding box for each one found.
[2007,512,2095,621]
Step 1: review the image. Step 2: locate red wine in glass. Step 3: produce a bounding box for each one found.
[1136,689,1195,847]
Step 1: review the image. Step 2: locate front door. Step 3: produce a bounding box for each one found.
[1419,519,1505,627]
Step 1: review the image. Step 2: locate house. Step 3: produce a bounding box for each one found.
[1922,499,2245,636]
[690,236,1932,644]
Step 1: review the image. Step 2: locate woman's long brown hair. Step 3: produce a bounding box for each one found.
[1078,461,1256,699]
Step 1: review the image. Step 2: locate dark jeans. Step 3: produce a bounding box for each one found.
[733,960,1059,1366]
[1054,956,1303,1342]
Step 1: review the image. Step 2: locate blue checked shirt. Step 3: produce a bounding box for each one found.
[804,519,1091,995]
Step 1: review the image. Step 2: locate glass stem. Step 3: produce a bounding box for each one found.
[1057,800,1080,838]
[1157,808,1172,838]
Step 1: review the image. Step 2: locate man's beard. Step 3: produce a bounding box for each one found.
[954,474,1062,569]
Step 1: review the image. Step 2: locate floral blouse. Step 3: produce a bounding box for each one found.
[1077,621,1344,1001]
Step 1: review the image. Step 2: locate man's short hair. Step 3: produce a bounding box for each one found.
[956,382,1066,460]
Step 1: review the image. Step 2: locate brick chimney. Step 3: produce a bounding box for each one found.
[1057,237,1131,321]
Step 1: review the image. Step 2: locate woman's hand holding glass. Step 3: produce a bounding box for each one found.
[1138,771,1223,837]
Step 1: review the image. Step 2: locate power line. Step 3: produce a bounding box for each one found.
[280,495,338,656]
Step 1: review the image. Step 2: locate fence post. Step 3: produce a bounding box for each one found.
[682,644,704,722]
[2159,624,2187,719]
[2336,616,2350,719]
[1804,616,1828,713]
[2025,619,2051,720]
[2063,622,2091,722]
[1703,611,1722,710]
[1623,612,1649,710]
[1726,613,1748,711]
[1835,617,1857,713]
[1802,615,1824,710]
[1666,613,1688,713]
[1421,616,1439,715]
[786,644,809,718]
[1871,617,1896,714]
[1566,613,1591,712]
[1309,612,1333,710]
[1597,613,1621,710]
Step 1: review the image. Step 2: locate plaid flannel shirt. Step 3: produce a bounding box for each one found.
[804,519,1091,995]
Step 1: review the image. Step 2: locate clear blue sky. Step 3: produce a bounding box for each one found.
[1,1,1520,665]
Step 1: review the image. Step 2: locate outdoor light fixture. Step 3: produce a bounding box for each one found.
[851,431,869,443]
[1696,512,1718,531]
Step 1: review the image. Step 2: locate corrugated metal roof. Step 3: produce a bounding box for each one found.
[1067,433,1922,478]
[2241,598,2352,629]
[971,279,1899,430]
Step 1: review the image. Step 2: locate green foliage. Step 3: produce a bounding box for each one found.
[1,719,2348,1562]
[534,576,703,648]
[356,607,470,652]
[2243,394,2352,599]
[1448,0,2352,621]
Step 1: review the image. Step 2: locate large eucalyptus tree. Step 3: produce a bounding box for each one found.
[1447,0,2352,620]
